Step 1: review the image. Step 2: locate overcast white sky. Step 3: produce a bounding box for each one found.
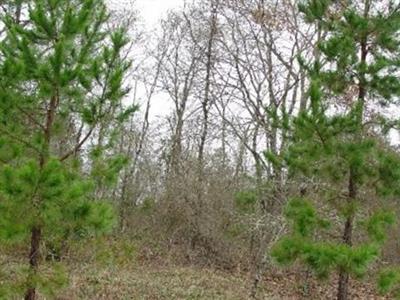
[105,0,184,118]
[136,0,183,26]
[134,0,184,118]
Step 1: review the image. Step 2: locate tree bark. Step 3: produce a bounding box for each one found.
[25,92,58,299]
[25,226,42,300]
[337,2,369,299]
[337,169,356,300]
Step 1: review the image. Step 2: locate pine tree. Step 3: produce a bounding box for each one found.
[268,1,400,299]
[0,1,133,299]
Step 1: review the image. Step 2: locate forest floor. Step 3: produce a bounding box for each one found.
[1,238,390,299]
[61,264,389,299]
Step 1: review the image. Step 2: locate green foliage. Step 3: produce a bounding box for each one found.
[298,0,331,22]
[284,198,330,238]
[33,263,69,298]
[234,189,257,213]
[378,268,400,298]
[364,210,395,243]
[91,151,129,187]
[0,0,134,297]
[271,236,305,266]
[272,198,384,279]
[268,0,400,293]
[273,232,380,280]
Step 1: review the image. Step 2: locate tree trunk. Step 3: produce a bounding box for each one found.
[337,219,352,300]
[337,3,369,298]
[337,168,356,300]
[337,214,354,300]
[336,166,357,297]
[24,91,58,299]
[25,226,42,300]
[337,267,350,300]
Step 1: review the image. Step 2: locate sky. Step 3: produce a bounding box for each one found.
[136,0,183,26]
[133,0,184,118]
[106,0,183,28]
[105,0,183,118]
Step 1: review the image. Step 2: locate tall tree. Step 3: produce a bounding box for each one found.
[0,0,132,298]
[269,1,400,299]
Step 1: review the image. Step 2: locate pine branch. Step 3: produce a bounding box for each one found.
[0,127,42,154]
[59,126,94,161]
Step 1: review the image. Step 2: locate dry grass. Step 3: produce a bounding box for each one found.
[60,264,388,300]
[0,237,392,300]
[61,265,256,300]
[1,238,269,300]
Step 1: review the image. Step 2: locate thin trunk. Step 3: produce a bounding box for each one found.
[25,226,41,300]
[25,93,58,300]
[337,2,369,299]
[15,0,22,24]
[234,136,246,184]
[189,1,219,251]
[170,111,184,176]
[252,124,265,213]
[197,0,218,188]
[299,71,308,111]
[337,168,356,300]
[221,103,227,168]
[249,124,267,299]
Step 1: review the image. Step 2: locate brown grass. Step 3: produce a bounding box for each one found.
[61,265,253,300]
[0,237,392,300]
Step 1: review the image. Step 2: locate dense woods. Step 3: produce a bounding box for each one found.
[2,0,400,299]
